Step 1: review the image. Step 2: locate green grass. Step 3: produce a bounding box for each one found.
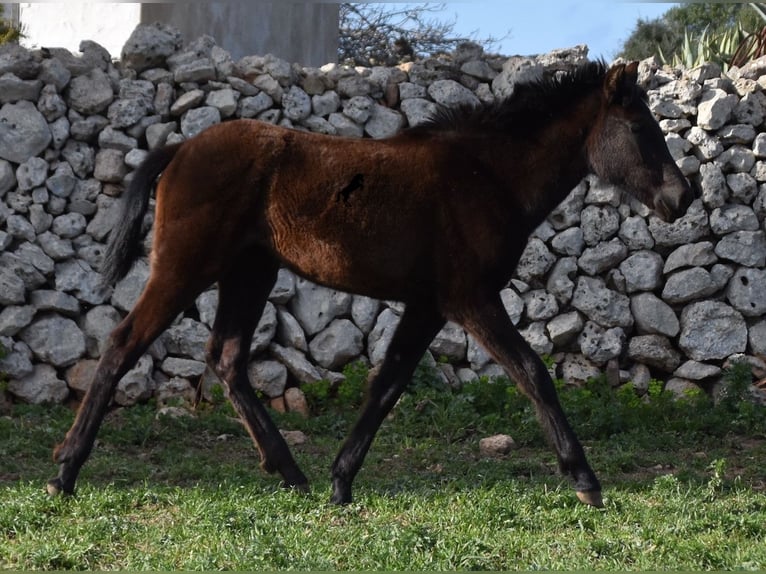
[1,363,765,570]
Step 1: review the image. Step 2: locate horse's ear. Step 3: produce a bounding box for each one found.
[604,61,639,106]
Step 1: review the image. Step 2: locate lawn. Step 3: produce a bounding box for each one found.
[1,363,765,570]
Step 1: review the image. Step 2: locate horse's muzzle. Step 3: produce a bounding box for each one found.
[654,166,695,223]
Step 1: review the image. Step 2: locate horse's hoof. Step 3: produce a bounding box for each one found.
[46,477,70,496]
[576,490,604,507]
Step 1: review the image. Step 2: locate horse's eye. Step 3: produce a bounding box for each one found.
[629,122,643,133]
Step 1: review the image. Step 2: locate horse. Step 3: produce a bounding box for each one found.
[47,60,694,508]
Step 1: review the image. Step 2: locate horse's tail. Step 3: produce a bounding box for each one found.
[101,143,182,285]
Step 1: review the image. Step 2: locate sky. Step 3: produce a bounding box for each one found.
[427,2,674,61]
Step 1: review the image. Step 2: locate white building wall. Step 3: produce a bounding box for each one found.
[18,2,141,58]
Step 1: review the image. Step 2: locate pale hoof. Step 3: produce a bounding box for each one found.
[576,490,604,507]
[46,479,63,496]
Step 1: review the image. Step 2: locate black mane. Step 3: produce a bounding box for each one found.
[410,60,610,134]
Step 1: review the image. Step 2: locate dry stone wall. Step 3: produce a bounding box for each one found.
[1,23,766,409]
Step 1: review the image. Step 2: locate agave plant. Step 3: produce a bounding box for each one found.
[658,3,766,70]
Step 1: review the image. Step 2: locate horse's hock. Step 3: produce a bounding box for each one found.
[1,26,766,408]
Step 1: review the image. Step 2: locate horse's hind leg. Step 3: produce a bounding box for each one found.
[331,302,444,504]
[206,252,307,489]
[459,292,602,507]
[48,273,209,495]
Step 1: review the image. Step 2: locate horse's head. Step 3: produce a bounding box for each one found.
[587,62,694,222]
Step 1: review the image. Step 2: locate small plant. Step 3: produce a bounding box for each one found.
[705,457,728,501]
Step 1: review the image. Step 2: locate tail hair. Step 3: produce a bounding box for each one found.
[100,144,182,285]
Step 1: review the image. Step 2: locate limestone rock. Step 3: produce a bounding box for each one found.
[679,301,747,361]
[8,364,69,404]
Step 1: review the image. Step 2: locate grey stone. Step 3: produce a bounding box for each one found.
[160,357,206,378]
[578,321,625,365]
[726,267,766,317]
[311,91,341,116]
[111,259,149,312]
[61,140,96,178]
[269,343,324,385]
[98,126,138,153]
[5,215,36,242]
[8,364,69,404]
[631,292,679,337]
[309,318,364,370]
[269,268,296,304]
[282,85,312,121]
[400,98,439,127]
[163,318,210,362]
[46,163,77,198]
[16,157,48,191]
[520,321,553,355]
[1,252,46,291]
[327,112,363,137]
[107,98,147,129]
[663,241,717,274]
[121,22,183,73]
[336,75,372,98]
[351,295,381,335]
[546,311,583,347]
[0,338,33,380]
[67,67,114,115]
[500,288,524,325]
[578,238,628,276]
[619,250,664,293]
[0,266,26,306]
[145,122,177,149]
[275,307,308,352]
[546,257,578,305]
[727,172,758,203]
[205,88,239,118]
[0,100,53,163]
[674,360,721,381]
[94,149,127,183]
[30,290,80,316]
[697,88,737,130]
[580,205,620,246]
[250,301,277,355]
[429,321,467,362]
[664,378,701,399]
[491,57,542,99]
[368,308,401,366]
[717,145,755,173]
[516,238,555,283]
[428,79,480,107]
[170,89,205,116]
[15,242,54,275]
[19,314,86,367]
[82,305,122,357]
[39,57,71,91]
[627,334,681,372]
[180,106,221,138]
[173,59,216,84]
[550,227,584,257]
[571,276,633,329]
[289,279,352,337]
[248,359,288,397]
[0,305,35,336]
[561,353,601,386]
[467,334,491,371]
[714,230,766,266]
[662,267,718,304]
[710,204,759,235]
[648,200,710,247]
[523,290,559,321]
[698,162,728,207]
[114,355,155,406]
[365,104,405,139]
[301,115,336,135]
[548,180,586,229]
[710,263,735,291]
[749,319,766,356]
[679,301,748,361]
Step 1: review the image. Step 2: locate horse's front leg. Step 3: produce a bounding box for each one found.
[459,292,603,507]
[330,303,444,504]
